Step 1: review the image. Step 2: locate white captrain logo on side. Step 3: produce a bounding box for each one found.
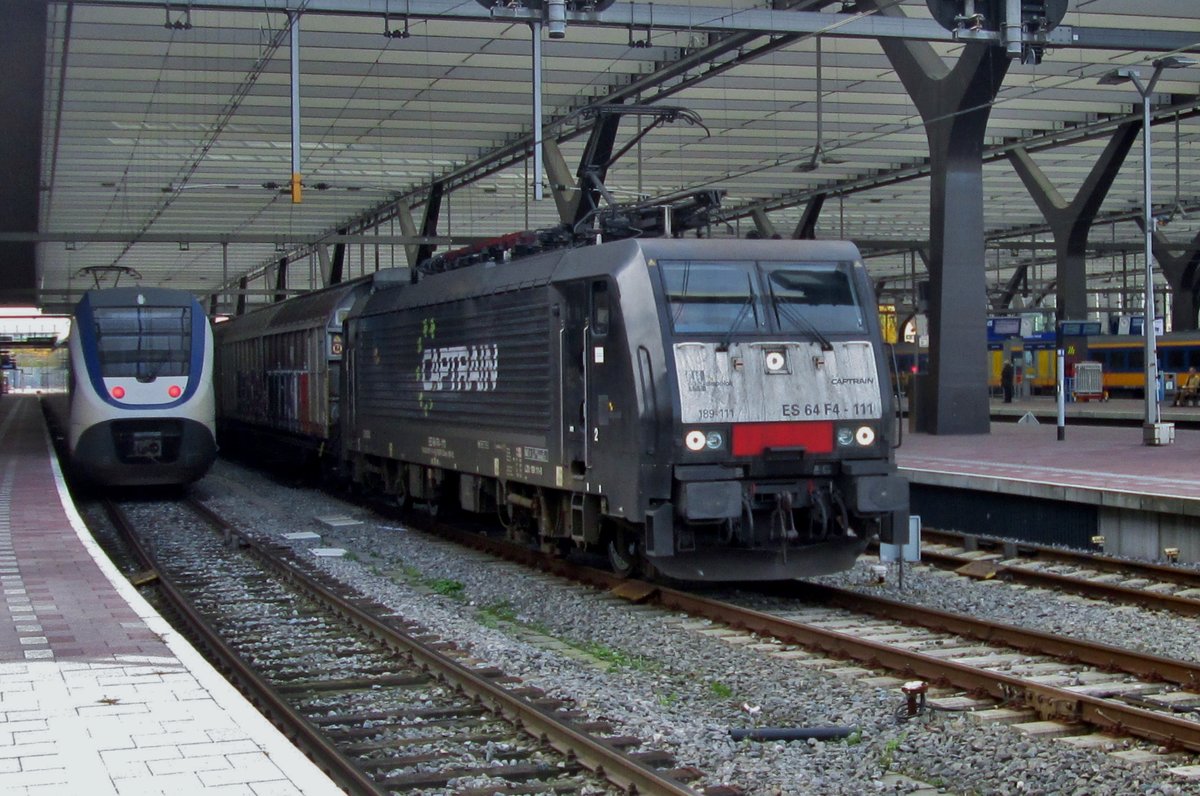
[421,344,499,392]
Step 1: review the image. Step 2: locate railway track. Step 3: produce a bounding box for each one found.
[100,496,720,796]
[901,528,1200,617]
[401,517,1200,759]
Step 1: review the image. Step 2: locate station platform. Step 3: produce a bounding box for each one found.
[902,398,1200,516]
[899,400,1200,559]
[990,395,1200,428]
[0,395,340,796]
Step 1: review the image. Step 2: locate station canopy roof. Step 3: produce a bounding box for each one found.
[33,0,1200,316]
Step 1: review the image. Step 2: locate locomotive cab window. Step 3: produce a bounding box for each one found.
[659,261,759,335]
[658,259,867,338]
[765,264,865,334]
[93,305,192,380]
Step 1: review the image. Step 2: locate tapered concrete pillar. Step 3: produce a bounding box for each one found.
[1148,225,1200,331]
[793,194,825,240]
[1007,121,1141,321]
[863,0,1010,434]
[0,0,45,304]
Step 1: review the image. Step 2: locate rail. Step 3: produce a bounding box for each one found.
[182,497,705,796]
[414,513,1200,753]
[101,499,384,795]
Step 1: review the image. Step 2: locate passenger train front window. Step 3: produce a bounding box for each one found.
[93,306,191,380]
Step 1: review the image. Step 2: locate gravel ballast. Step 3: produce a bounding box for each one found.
[190,459,1200,795]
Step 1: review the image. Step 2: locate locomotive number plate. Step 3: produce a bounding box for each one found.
[782,401,877,419]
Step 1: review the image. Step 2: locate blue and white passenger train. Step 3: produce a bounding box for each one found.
[45,287,217,487]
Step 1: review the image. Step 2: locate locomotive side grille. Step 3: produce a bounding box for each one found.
[357,291,552,432]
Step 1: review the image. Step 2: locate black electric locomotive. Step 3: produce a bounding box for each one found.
[338,237,908,581]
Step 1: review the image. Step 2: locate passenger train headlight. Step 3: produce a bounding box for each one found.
[168,385,182,398]
[855,426,876,446]
[111,386,125,399]
[685,430,707,451]
[836,428,854,447]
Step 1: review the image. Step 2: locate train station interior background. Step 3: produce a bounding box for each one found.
[0,1,1197,431]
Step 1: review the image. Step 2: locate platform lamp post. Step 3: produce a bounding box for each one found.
[1099,56,1196,446]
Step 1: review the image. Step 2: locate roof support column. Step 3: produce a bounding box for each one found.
[330,239,346,285]
[236,276,248,316]
[750,208,779,239]
[746,194,824,240]
[0,0,45,304]
[395,203,420,268]
[317,233,346,287]
[274,257,288,302]
[543,138,579,224]
[414,182,445,266]
[1006,121,1141,321]
[994,263,1031,311]
[863,0,1009,434]
[317,244,331,286]
[1148,226,1200,331]
[793,194,825,240]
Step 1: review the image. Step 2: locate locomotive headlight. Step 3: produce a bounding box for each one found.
[705,431,724,450]
[685,430,707,451]
[855,426,876,446]
[836,427,854,447]
[764,349,788,373]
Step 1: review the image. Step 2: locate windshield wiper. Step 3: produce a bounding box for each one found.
[774,298,833,351]
[719,274,757,350]
[670,262,691,327]
[719,295,755,350]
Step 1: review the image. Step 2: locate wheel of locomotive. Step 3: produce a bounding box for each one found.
[808,491,831,541]
[396,480,415,511]
[497,482,533,544]
[496,485,517,530]
[420,467,448,517]
[391,467,411,511]
[605,520,640,578]
[319,447,340,487]
[542,536,574,558]
[830,492,851,538]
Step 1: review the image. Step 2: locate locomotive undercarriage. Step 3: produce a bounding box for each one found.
[648,479,875,581]
[349,450,881,582]
[726,482,857,548]
[351,453,601,550]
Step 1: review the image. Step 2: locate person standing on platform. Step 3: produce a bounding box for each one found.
[1001,360,1015,403]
